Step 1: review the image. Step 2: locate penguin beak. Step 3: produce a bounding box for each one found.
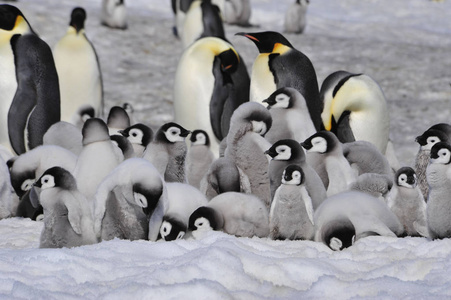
[264,148,276,158]
[235,32,259,43]
[301,140,312,150]
[415,135,425,145]
[180,129,191,138]
[119,130,129,137]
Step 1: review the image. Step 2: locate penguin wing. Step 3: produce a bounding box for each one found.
[300,186,314,225]
[62,192,83,235]
[349,213,398,240]
[333,111,355,143]
[210,56,232,141]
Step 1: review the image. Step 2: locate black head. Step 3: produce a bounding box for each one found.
[430,142,451,164]
[235,31,293,53]
[120,123,154,147]
[0,5,28,31]
[155,122,191,143]
[262,87,294,109]
[107,106,131,129]
[34,167,77,191]
[395,167,417,187]
[82,118,110,145]
[217,48,239,74]
[282,164,304,185]
[69,7,86,32]
[415,129,448,147]
[133,182,163,215]
[10,168,35,198]
[190,129,210,146]
[110,134,134,157]
[301,131,337,154]
[244,108,273,135]
[159,216,187,241]
[265,139,304,161]
[188,206,218,231]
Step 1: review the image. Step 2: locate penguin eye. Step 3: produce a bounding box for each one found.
[134,192,148,208]
[132,132,137,137]
[399,174,407,182]
[21,179,35,192]
[427,137,439,145]
[40,175,55,189]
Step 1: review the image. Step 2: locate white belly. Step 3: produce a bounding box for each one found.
[250,54,277,104]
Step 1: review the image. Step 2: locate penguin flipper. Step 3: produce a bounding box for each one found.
[350,214,398,240]
[63,194,83,235]
[210,57,231,141]
[335,111,355,143]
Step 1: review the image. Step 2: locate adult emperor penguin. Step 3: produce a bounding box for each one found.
[302,131,357,197]
[186,129,215,189]
[53,7,103,124]
[224,102,273,209]
[188,192,270,239]
[284,0,309,34]
[35,167,98,248]
[213,0,252,27]
[94,158,168,241]
[182,0,225,48]
[159,182,208,241]
[414,123,451,201]
[101,0,127,30]
[314,190,403,251]
[263,87,316,144]
[269,165,315,241]
[265,139,326,209]
[386,167,428,237]
[173,36,250,156]
[73,118,122,200]
[142,122,191,183]
[426,142,451,239]
[236,31,322,131]
[119,123,154,156]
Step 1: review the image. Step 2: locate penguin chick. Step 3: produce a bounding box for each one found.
[159,182,208,241]
[342,140,392,176]
[110,134,135,160]
[263,87,316,144]
[426,142,451,239]
[302,131,357,197]
[386,167,427,237]
[142,122,191,183]
[269,165,314,240]
[284,0,309,34]
[106,106,131,136]
[349,173,393,201]
[35,167,97,248]
[186,129,215,189]
[0,155,17,219]
[188,192,270,239]
[71,104,95,130]
[265,139,326,209]
[43,121,83,156]
[101,0,127,30]
[120,123,154,156]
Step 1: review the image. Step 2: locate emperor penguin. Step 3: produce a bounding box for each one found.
[284,0,309,34]
[235,31,322,131]
[35,167,98,248]
[182,0,225,48]
[101,0,127,30]
[414,123,451,201]
[53,7,103,124]
[224,102,273,209]
[110,134,135,160]
[349,173,393,203]
[173,0,195,38]
[159,182,209,241]
[262,87,316,144]
[73,118,122,201]
[188,192,270,239]
[386,167,428,237]
[265,139,326,209]
[426,142,451,239]
[119,123,154,156]
[186,129,215,189]
[217,0,252,27]
[269,165,315,241]
[94,158,168,241]
[302,131,357,197]
[106,106,131,136]
[342,140,392,177]
[142,122,191,183]
[0,154,17,219]
[43,121,83,156]
[174,36,250,157]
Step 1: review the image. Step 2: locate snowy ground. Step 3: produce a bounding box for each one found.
[1,0,451,298]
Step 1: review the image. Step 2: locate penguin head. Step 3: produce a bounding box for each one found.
[120,123,154,147]
[0,5,33,35]
[430,142,451,165]
[155,122,191,143]
[235,31,293,54]
[122,102,134,115]
[69,7,86,33]
[217,48,240,74]
[265,139,305,161]
[107,106,131,131]
[159,216,186,241]
[301,131,337,154]
[110,134,134,158]
[133,181,163,216]
[281,165,304,185]
[190,129,210,146]
[395,167,417,188]
[263,87,294,109]
[10,168,36,198]
[76,105,95,124]
[415,129,448,151]
[243,104,272,136]
[34,167,77,191]
[82,118,111,145]
[188,206,218,231]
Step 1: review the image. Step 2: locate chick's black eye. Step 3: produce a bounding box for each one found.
[132,133,137,137]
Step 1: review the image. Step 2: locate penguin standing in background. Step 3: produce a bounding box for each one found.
[101,0,127,30]
[186,129,215,189]
[284,0,309,34]
[173,0,195,38]
[174,37,250,156]
[269,165,315,241]
[236,31,322,131]
[386,167,428,237]
[106,106,131,136]
[218,0,252,27]
[142,122,191,183]
[426,142,451,239]
[182,0,225,48]
[35,167,98,248]
[263,87,316,144]
[53,7,103,124]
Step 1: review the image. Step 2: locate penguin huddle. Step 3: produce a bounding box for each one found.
[1,3,451,254]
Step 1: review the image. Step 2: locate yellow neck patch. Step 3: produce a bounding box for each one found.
[272,43,291,55]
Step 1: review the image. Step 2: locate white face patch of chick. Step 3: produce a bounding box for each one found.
[133,192,148,208]
[159,220,172,240]
[39,175,55,189]
[282,170,302,185]
[272,93,290,109]
[193,132,207,146]
[431,148,451,165]
[308,136,328,153]
[21,178,35,192]
[251,120,268,136]
[274,145,292,160]
[422,136,441,151]
[127,128,144,145]
[194,217,212,230]
[164,126,185,143]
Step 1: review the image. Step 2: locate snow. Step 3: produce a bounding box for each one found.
[1,0,451,298]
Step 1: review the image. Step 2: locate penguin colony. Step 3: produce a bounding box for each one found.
[0,2,449,252]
